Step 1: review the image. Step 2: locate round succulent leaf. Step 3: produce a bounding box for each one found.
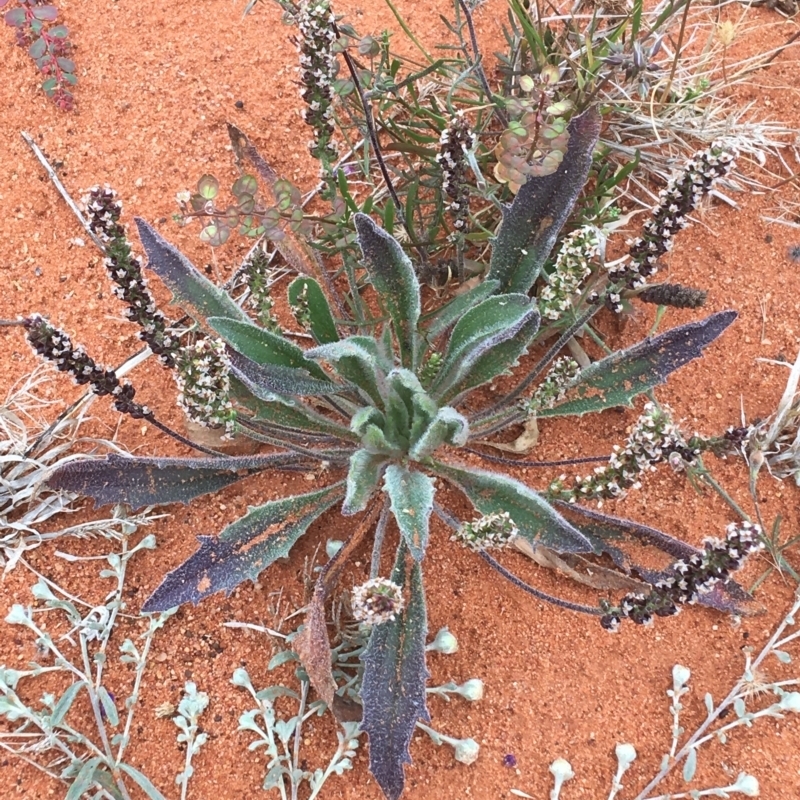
[197,174,219,201]
[199,221,230,247]
[232,174,258,198]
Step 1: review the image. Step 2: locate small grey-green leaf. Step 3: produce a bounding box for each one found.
[97,685,119,726]
[118,763,169,800]
[682,747,697,783]
[288,276,339,344]
[409,407,469,461]
[704,692,714,715]
[51,681,85,727]
[64,757,103,800]
[734,697,746,718]
[774,649,792,664]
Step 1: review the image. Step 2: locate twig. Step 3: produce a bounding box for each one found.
[659,0,693,106]
[457,0,508,128]
[20,132,107,252]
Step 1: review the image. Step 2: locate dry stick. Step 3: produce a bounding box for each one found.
[457,0,508,128]
[21,132,108,252]
[338,43,430,269]
[659,0,693,106]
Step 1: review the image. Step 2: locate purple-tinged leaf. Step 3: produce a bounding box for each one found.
[56,57,75,72]
[32,5,58,21]
[232,174,258,198]
[354,213,421,370]
[28,36,46,59]
[47,453,314,511]
[361,544,429,800]
[0,0,12,11]
[48,23,68,37]
[555,502,763,617]
[541,311,737,418]
[4,7,27,26]
[227,346,344,398]
[142,482,345,612]
[488,107,601,294]
[134,218,250,326]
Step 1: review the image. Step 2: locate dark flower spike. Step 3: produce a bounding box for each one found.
[82,186,181,366]
[297,0,338,162]
[638,282,708,309]
[600,521,764,630]
[436,112,476,232]
[607,143,735,298]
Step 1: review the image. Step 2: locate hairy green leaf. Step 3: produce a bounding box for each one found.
[384,465,435,561]
[227,347,343,398]
[142,483,344,612]
[430,295,540,403]
[343,450,388,515]
[47,453,312,511]
[420,279,501,344]
[488,107,601,293]
[354,213,420,370]
[540,311,737,417]
[134,219,250,326]
[208,316,330,382]
[288,277,339,344]
[431,461,591,553]
[361,545,429,800]
[306,336,389,407]
[409,406,469,460]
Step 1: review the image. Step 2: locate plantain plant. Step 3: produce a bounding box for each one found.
[23,107,761,800]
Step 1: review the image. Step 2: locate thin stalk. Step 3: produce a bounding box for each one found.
[658,0,692,106]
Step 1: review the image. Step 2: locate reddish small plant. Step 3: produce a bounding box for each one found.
[1,0,76,110]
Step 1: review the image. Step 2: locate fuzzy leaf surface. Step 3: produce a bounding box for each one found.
[227,347,343,398]
[430,295,539,402]
[432,461,591,553]
[134,219,250,326]
[409,406,469,460]
[343,450,388,515]
[306,336,389,407]
[354,213,420,369]
[142,483,344,612]
[208,316,330,381]
[540,311,737,417]
[47,453,311,511]
[361,546,429,800]
[421,279,501,343]
[487,107,601,293]
[384,465,435,562]
[288,277,339,344]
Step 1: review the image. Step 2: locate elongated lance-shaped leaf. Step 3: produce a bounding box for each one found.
[442,308,540,406]
[343,450,389,515]
[288,277,339,344]
[420,279,501,345]
[431,461,591,553]
[409,406,469,460]
[354,213,421,370]
[487,107,601,293]
[430,296,540,403]
[134,219,250,326]
[227,347,344,398]
[555,502,762,617]
[142,482,344,612]
[306,336,389,408]
[361,542,429,800]
[539,311,737,418]
[208,316,331,382]
[233,377,356,441]
[384,464,435,562]
[47,453,315,511]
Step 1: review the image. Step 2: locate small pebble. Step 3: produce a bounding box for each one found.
[235,100,244,109]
